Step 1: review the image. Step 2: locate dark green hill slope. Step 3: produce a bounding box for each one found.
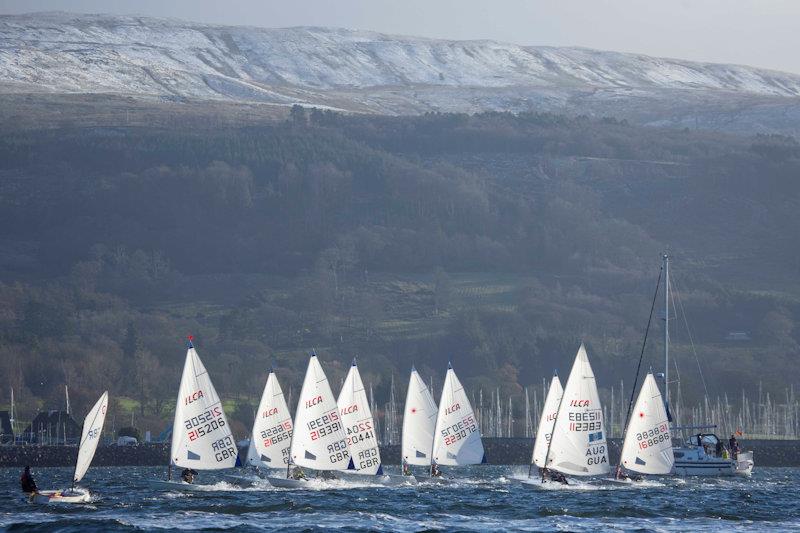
[0,105,797,433]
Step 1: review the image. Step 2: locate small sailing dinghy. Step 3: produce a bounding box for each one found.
[534,344,609,488]
[148,338,238,491]
[520,373,562,488]
[249,369,293,469]
[422,363,485,483]
[612,372,674,483]
[336,360,414,486]
[31,391,109,504]
[227,369,294,486]
[401,366,437,479]
[266,353,351,488]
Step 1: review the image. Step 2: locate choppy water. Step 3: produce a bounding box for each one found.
[1,465,798,532]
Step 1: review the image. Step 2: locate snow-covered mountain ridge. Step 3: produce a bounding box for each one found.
[2,12,800,131]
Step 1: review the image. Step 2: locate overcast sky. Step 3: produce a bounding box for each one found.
[3,0,799,74]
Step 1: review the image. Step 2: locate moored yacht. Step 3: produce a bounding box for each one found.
[660,254,754,477]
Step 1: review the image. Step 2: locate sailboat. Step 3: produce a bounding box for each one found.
[266,353,351,488]
[659,254,754,476]
[538,344,610,486]
[31,391,109,504]
[149,338,238,491]
[401,366,438,477]
[520,373,562,486]
[227,369,294,486]
[425,363,485,483]
[614,372,673,482]
[337,360,413,485]
[249,369,293,470]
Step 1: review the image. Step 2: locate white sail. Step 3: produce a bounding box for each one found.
[620,373,674,474]
[170,343,237,470]
[402,367,438,466]
[244,438,265,468]
[73,391,108,483]
[546,344,610,476]
[532,375,562,468]
[337,361,382,475]
[290,354,350,470]
[432,364,484,466]
[250,371,293,468]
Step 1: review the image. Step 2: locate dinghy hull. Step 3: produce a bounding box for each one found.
[337,472,417,486]
[265,476,310,489]
[146,479,209,492]
[414,475,452,485]
[30,488,91,504]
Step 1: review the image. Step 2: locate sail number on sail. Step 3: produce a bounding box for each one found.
[307,408,349,463]
[568,409,602,432]
[636,423,670,449]
[308,410,342,439]
[185,406,226,441]
[341,402,379,470]
[440,403,478,446]
[211,435,238,463]
[259,420,292,448]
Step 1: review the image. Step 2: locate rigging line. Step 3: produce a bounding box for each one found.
[619,264,663,469]
[667,279,681,388]
[671,274,710,398]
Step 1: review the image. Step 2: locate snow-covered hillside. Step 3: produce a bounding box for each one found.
[2,12,800,129]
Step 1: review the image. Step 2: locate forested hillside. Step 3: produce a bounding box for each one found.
[1,104,798,436]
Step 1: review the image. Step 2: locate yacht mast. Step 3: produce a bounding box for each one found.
[663,253,670,406]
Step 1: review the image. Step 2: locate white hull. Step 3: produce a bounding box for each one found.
[672,460,736,476]
[337,472,417,486]
[146,479,211,492]
[223,473,265,487]
[414,475,453,485]
[671,445,754,477]
[265,476,310,489]
[30,488,91,504]
[518,477,573,490]
[735,452,755,476]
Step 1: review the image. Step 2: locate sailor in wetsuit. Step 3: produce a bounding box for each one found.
[430,463,442,478]
[541,467,568,485]
[181,468,197,484]
[20,466,37,494]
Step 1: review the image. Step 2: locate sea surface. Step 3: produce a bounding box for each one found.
[1,465,798,532]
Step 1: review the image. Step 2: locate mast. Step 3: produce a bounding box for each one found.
[9,388,14,437]
[663,253,670,406]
